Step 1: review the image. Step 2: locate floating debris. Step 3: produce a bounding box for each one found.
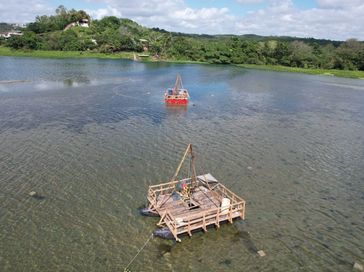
[219,259,232,266]
[29,191,36,197]
[29,191,45,200]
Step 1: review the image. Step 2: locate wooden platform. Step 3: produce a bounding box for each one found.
[147,173,246,242]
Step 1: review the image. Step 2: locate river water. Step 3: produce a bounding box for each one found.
[0,56,363,271]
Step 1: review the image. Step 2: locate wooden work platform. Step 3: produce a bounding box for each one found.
[147,173,246,242]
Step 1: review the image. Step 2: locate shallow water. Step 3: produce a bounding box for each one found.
[0,56,363,271]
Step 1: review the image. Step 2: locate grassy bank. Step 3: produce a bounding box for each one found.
[0,47,208,64]
[238,64,364,79]
[0,46,135,60]
[1,47,363,79]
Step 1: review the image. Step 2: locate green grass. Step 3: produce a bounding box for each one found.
[237,64,364,79]
[1,46,363,79]
[0,46,135,60]
[145,57,207,65]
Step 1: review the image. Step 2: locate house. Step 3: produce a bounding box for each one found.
[64,19,90,31]
[0,31,23,39]
[78,19,89,28]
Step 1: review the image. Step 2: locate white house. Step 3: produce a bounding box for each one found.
[78,19,89,28]
[0,31,23,39]
[64,19,90,31]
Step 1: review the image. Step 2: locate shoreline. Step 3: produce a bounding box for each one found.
[1,47,363,79]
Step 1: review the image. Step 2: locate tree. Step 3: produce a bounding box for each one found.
[262,40,278,64]
[97,16,121,30]
[335,39,363,70]
[59,29,81,50]
[168,36,192,59]
[288,40,313,68]
[317,43,336,69]
[7,31,39,49]
[274,41,290,65]
[55,5,67,16]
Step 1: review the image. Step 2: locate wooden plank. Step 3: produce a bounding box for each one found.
[147,173,246,241]
[196,173,218,183]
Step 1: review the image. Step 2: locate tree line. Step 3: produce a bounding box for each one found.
[1,6,363,71]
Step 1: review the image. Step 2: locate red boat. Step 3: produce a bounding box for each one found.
[164,75,190,105]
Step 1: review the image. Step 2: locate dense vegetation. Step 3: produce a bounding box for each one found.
[1,6,364,72]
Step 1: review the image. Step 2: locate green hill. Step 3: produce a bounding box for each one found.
[1,5,363,72]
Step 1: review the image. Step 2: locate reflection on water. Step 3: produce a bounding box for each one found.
[0,56,364,271]
[63,75,91,87]
[165,104,188,115]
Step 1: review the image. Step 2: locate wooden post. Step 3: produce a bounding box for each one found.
[228,205,233,223]
[157,144,195,209]
[171,144,192,183]
[216,208,220,228]
[157,212,166,227]
[202,213,207,232]
[187,218,192,236]
[190,145,197,188]
[242,201,245,220]
[173,229,181,242]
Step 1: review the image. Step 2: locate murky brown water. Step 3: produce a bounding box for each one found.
[0,56,363,271]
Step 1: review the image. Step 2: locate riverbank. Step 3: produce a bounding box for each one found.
[0,46,135,60]
[237,64,364,79]
[1,47,363,79]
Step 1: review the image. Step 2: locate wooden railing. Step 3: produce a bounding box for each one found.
[148,176,246,241]
[160,199,245,239]
[148,178,192,208]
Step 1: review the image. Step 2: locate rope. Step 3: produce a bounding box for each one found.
[124,233,154,272]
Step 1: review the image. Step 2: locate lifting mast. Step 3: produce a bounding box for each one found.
[158,144,197,208]
[170,144,197,187]
[173,74,183,95]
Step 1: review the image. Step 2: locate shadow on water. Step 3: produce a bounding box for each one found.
[232,229,259,253]
[157,243,174,258]
[63,75,91,87]
[164,104,188,114]
[219,258,232,266]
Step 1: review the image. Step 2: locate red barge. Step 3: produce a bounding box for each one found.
[164,75,190,105]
